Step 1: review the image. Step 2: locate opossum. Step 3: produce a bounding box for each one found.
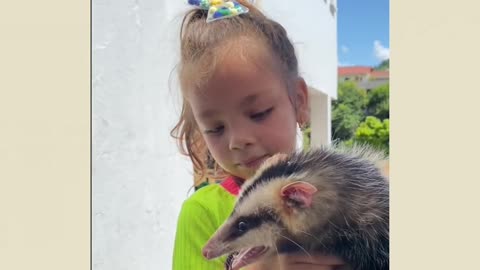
[202,145,389,270]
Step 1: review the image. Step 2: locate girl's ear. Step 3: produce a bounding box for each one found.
[294,77,310,125]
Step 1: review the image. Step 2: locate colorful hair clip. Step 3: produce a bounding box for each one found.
[187,0,249,23]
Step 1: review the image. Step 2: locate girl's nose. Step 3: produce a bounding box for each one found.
[228,128,254,150]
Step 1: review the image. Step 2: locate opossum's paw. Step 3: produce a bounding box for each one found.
[260,153,289,169]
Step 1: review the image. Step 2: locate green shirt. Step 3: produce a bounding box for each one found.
[172,177,241,270]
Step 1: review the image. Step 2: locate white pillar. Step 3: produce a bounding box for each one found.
[309,88,331,147]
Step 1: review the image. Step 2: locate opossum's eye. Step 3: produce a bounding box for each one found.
[229,216,263,239]
[237,221,248,233]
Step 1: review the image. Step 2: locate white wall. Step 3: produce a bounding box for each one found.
[261,0,337,146]
[261,0,338,98]
[93,1,336,270]
[93,1,193,270]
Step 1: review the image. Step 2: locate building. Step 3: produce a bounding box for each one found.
[338,66,389,90]
[338,66,373,82]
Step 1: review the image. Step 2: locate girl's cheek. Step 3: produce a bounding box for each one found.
[205,136,226,154]
[204,137,217,150]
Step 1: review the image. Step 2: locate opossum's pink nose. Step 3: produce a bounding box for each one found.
[202,243,214,259]
[203,240,224,260]
[202,248,210,259]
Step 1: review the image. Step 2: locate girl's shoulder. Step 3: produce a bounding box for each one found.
[186,176,240,206]
[180,177,240,224]
[173,180,239,270]
[187,183,231,205]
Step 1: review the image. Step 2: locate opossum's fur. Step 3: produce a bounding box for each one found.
[202,145,389,270]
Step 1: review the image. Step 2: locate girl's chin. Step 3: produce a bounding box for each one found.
[242,167,263,180]
[228,168,256,181]
[227,161,266,180]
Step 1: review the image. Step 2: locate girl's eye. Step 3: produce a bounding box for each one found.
[204,126,224,135]
[251,107,273,121]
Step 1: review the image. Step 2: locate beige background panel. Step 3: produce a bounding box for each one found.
[392,0,480,269]
[1,0,480,269]
[0,0,90,269]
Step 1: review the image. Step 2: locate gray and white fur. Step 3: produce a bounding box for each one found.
[202,145,389,270]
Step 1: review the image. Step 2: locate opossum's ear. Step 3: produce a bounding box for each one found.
[280,181,318,208]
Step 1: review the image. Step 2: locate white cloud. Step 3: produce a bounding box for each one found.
[373,40,390,61]
[341,45,349,54]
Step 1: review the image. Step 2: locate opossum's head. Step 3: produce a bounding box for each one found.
[202,153,332,270]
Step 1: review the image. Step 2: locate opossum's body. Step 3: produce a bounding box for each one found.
[202,145,389,270]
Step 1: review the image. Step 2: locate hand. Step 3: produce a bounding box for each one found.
[277,253,347,270]
[245,253,347,270]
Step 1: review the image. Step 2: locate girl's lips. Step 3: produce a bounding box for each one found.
[242,155,268,169]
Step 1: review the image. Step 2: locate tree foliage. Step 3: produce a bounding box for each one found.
[375,59,390,71]
[353,116,389,154]
[331,80,389,154]
[334,81,367,113]
[332,82,367,141]
[332,104,363,141]
[366,84,389,120]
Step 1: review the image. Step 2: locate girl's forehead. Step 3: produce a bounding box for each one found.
[182,36,285,97]
[184,38,292,111]
[191,58,286,104]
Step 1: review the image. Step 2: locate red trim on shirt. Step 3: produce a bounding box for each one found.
[220,176,243,196]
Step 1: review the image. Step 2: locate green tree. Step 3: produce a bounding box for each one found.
[353,116,389,154]
[332,82,367,141]
[334,81,367,112]
[366,84,389,120]
[332,104,363,141]
[375,59,389,70]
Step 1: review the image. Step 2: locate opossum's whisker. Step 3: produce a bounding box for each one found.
[276,233,312,258]
[343,214,351,228]
[273,242,280,256]
[297,229,329,250]
[273,242,282,266]
[297,229,321,242]
[327,220,342,234]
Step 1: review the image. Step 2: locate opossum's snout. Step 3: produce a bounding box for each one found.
[202,220,247,260]
[202,239,224,260]
[203,213,278,269]
[202,216,267,259]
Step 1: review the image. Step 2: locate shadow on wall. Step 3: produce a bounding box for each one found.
[330,2,336,17]
[323,0,337,16]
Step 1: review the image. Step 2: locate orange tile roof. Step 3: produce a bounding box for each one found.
[338,66,372,76]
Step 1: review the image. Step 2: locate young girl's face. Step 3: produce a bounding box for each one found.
[188,51,308,180]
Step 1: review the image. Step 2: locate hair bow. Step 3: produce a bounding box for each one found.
[187,0,249,23]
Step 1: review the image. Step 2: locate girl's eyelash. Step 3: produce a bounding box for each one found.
[203,107,273,134]
[251,107,273,120]
[204,126,224,135]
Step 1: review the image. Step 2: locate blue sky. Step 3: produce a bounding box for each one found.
[337,0,390,67]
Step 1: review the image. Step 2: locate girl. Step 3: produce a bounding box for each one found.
[171,1,345,269]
